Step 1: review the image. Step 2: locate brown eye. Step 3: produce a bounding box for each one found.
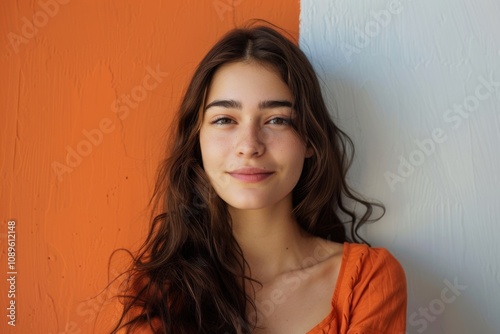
[212,117,235,125]
[267,117,291,126]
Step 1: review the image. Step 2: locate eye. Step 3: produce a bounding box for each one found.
[267,117,292,126]
[211,117,235,125]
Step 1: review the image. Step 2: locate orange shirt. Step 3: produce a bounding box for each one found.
[307,242,407,334]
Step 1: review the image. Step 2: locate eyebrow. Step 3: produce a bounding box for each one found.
[204,99,293,111]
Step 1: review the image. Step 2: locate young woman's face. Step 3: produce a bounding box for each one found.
[199,61,312,211]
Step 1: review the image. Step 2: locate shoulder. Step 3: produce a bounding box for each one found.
[342,242,406,280]
[335,242,407,308]
[334,243,407,333]
[306,242,407,333]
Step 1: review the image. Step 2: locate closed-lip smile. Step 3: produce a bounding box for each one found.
[227,167,274,183]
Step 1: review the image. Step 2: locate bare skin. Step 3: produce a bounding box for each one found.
[199,61,344,333]
[227,181,343,333]
[232,203,344,334]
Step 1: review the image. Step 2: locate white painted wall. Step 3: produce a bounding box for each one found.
[300,0,500,333]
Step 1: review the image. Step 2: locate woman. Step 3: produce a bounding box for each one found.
[112,24,407,333]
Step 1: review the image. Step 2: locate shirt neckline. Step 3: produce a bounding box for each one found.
[305,241,350,333]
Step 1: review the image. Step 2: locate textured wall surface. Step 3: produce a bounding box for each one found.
[4,0,498,332]
[301,0,500,333]
[0,1,299,333]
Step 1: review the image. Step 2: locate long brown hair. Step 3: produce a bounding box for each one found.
[111,23,384,334]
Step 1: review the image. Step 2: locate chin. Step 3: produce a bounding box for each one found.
[227,201,269,211]
[224,193,289,211]
[223,195,272,211]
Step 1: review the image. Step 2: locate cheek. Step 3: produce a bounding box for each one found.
[199,130,229,167]
[276,138,307,177]
[272,134,307,157]
[199,131,210,168]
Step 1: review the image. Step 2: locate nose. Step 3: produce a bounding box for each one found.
[236,122,265,157]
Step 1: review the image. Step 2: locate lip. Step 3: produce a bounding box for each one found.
[227,167,274,183]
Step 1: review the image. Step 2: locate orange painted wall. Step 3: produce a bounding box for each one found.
[0,1,299,333]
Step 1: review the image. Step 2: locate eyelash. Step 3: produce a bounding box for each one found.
[212,117,234,125]
[211,117,292,126]
[268,117,292,126]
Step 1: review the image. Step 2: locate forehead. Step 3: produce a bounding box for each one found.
[206,61,293,102]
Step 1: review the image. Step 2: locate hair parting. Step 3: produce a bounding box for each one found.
[110,21,384,334]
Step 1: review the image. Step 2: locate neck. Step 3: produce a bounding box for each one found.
[229,197,314,283]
